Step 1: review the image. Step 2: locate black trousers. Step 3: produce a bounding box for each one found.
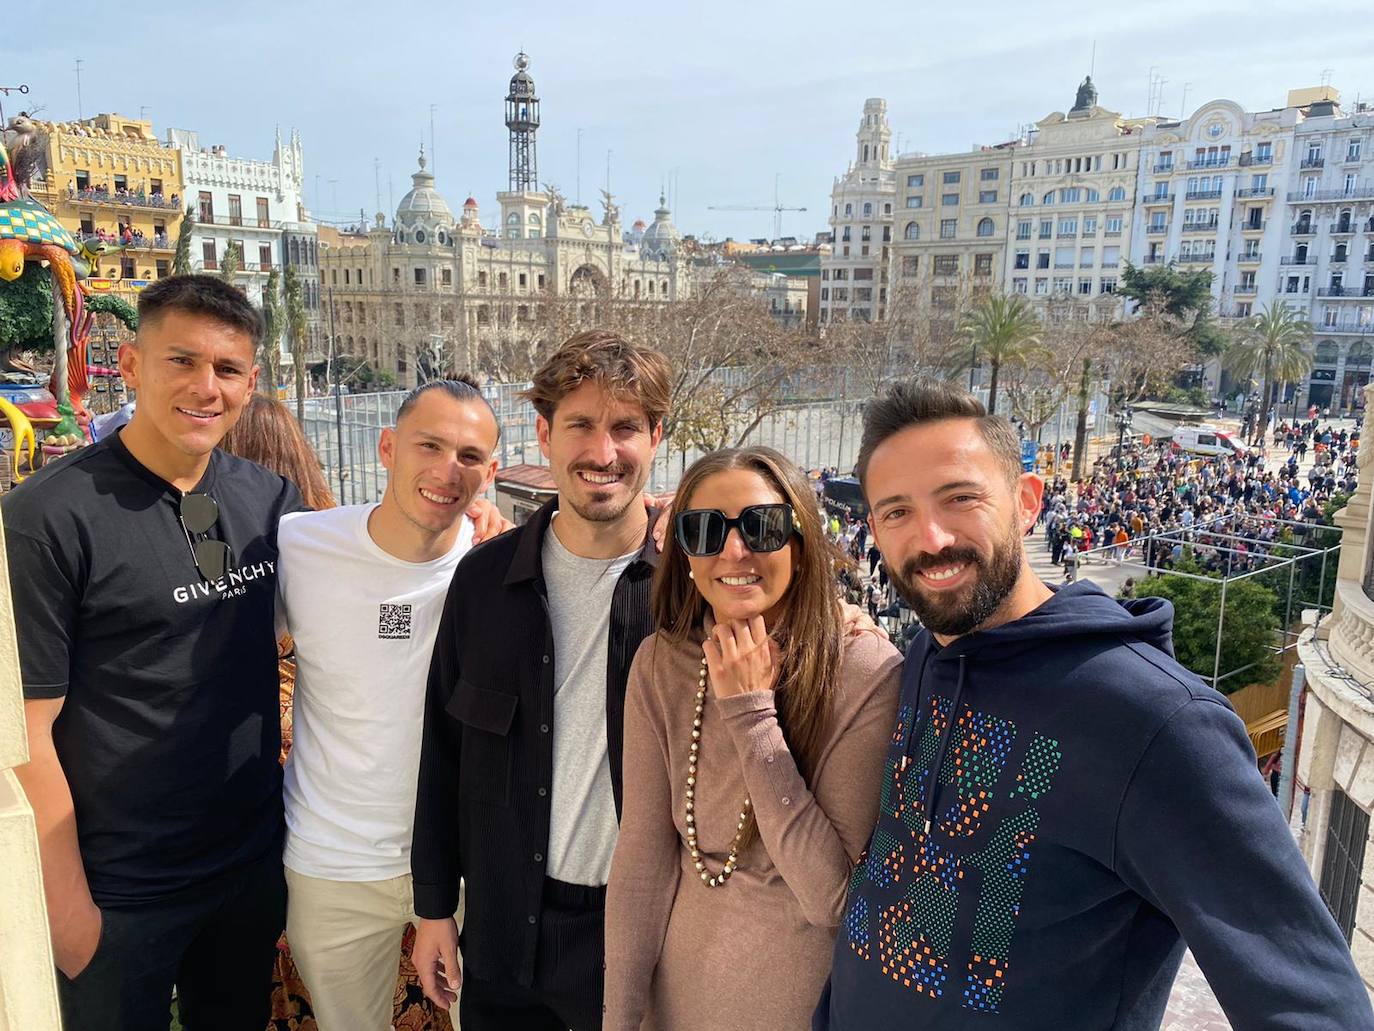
[460,877,606,1031]
[57,845,286,1031]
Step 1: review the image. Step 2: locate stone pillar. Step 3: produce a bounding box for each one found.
[1332,381,1374,590]
[0,507,62,1028]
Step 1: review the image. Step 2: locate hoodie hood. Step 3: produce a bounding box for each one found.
[910,579,1176,668]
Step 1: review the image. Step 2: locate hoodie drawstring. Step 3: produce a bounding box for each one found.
[915,653,968,837]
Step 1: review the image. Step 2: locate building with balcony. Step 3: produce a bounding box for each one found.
[1003,76,1154,321]
[1295,384,1374,993]
[29,113,185,303]
[819,98,895,324]
[166,126,321,372]
[1130,95,1302,395]
[1279,88,1374,414]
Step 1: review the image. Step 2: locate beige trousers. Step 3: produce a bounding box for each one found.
[284,867,417,1031]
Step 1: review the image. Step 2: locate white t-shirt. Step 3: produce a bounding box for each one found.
[278,503,474,881]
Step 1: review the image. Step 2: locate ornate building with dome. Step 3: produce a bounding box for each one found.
[316,53,691,386]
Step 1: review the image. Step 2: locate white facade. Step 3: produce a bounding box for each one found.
[168,127,321,362]
[1005,77,1151,320]
[820,98,895,323]
[1282,97,1374,414]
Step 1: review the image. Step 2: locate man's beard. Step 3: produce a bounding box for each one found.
[889,524,1025,637]
[564,462,643,523]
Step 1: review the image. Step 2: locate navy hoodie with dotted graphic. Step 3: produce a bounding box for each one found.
[814,581,1372,1031]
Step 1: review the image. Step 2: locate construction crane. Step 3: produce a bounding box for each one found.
[708,174,807,241]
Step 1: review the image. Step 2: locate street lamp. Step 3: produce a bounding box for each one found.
[1115,403,1134,470]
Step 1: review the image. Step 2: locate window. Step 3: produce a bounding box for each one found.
[1053,276,1073,294]
[1060,187,1082,203]
[1078,279,1093,295]
[1059,217,1078,236]
[844,203,852,216]
[1103,245,1120,268]
[228,194,242,226]
[942,193,959,206]
[1104,215,1122,235]
[884,203,891,215]
[1034,278,1048,294]
[863,202,872,216]
[499,272,508,288]
[478,270,488,287]
[257,197,270,227]
[907,174,924,188]
[942,171,960,184]
[1108,186,1126,201]
[934,255,959,275]
[1349,138,1363,162]
[980,167,999,181]
[1019,193,1034,207]
[538,274,546,289]
[1257,142,1273,162]
[1085,189,1100,202]
[394,303,405,326]
[1014,250,1030,269]
[1039,219,1053,239]
[1083,216,1098,235]
[259,244,272,270]
[79,215,94,234]
[442,268,453,286]
[841,226,852,242]
[906,196,923,208]
[1016,220,1032,240]
[940,219,957,239]
[855,287,873,302]
[861,225,872,241]
[120,254,135,279]
[201,240,217,270]
[1054,246,1074,268]
[155,259,169,278]
[1042,191,1056,205]
[519,272,527,287]
[974,253,993,275]
[854,267,874,280]
[414,268,426,285]
[393,267,401,284]
[1037,250,1050,269]
[198,191,214,222]
[979,190,997,204]
[1012,278,1027,293]
[75,169,90,190]
[1320,788,1369,943]
[832,268,849,280]
[1101,277,1117,294]
[1080,247,1095,266]
[901,255,919,276]
[821,287,830,300]
[976,217,995,237]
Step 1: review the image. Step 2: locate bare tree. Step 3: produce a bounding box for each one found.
[1099,299,1204,405]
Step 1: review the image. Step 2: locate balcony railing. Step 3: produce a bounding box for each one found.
[1178,254,1216,264]
[67,186,180,210]
[1332,254,1349,263]
[192,260,275,274]
[1280,256,1316,265]
[1143,193,1173,205]
[1241,220,1268,232]
[197,214,284,230]
[1292,223,1317,235]
[1317,286,1374,297]
[1147,224,1168,235]
[1235,187,1275,198]
[1331,223,1357,235]
[1185,189,1224,201]
[1234,284,1259,294]
[1286,186,1374,203]
[1321,318,1374,333]
[1239,153,1273,167]
[1152,163,1175,174]
[1300,156,1326,169]
[76,231,172,251]
[1181,220,1221,233]
[1103,229,1123,237]
[1144,254,1165,264]
[1281,284,1312,295]
[1187,157,1232,170]
[1238,251,1263,263]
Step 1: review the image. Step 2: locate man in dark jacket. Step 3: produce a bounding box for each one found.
[410,330,671,1030]
[815,378,1372,1031]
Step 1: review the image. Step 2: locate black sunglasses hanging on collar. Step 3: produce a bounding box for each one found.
[179,492,232,581]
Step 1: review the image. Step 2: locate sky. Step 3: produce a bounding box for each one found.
[11,0,1374,244]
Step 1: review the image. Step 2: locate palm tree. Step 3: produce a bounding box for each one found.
[1225,301,1313,445]
[956,294,1043,415]
[284,266,308,420]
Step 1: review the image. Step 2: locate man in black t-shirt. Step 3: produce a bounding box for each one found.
[5,276,302,1030]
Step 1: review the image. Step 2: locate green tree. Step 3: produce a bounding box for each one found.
[0,263,57,364]
[172,206,196,276]
[259,268,283,396]
[218,241,243,283]
[284,266,308,420]
[1225,300,1313,445]
[1133,560,1281,692]
[1119,261,1224,357]
[955,294,1042,416]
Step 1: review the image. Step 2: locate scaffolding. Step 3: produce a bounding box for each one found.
[1075,512,1342,691]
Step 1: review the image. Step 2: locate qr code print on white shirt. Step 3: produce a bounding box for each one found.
[378,603,413,640]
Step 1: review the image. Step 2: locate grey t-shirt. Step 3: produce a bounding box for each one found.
[541,517,638,886]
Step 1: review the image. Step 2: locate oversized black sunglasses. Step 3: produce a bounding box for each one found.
[179,492,232,581]
[674,504,800,557]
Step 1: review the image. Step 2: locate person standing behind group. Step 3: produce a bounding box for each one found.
[411,331,672,1030]
[603,447,901,1031]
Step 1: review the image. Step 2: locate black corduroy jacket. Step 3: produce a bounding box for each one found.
[411,499,660,987]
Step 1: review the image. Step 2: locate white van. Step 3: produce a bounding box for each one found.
[1171,425,1245,458]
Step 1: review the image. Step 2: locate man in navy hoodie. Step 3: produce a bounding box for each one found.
[815,379,1372,1030]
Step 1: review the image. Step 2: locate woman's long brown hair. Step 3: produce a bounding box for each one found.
[220,394,337,511]
[651,446,844,850]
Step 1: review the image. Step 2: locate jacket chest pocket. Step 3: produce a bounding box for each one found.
[446,679,518,807]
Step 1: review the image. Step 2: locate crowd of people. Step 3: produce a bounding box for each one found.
[4,274,1371,1031]
[79,223,171,250]
[1041,420,1359,581]
[67,182,180,210]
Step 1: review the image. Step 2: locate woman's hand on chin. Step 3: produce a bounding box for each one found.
[703,613,779,698]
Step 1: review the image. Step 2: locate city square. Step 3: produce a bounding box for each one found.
[3,4,1374,1029]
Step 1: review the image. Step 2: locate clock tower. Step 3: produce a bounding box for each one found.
[498,52,549,240]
